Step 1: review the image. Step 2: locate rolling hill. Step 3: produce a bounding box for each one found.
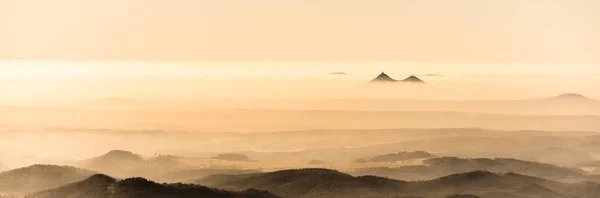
[81,150,149,177]
[0,165,96,195]
[353,157,588,182]
[81,150,188,179]
[26,174,279,198]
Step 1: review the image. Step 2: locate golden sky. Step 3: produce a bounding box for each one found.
[1,0,599,103]
[1,0,599,62]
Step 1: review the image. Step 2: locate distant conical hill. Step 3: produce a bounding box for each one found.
[371,72,397,82]
[402,75,426,83]
[371,72,425,83]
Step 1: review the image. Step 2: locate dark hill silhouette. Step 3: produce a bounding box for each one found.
[82,150,149,177]
[211,154,255,162]
[199,168,599,198]
[198,168,403,198]
[0,165,96,195]
[26,174,279,198]
[402,75,426,83]
[370,72,398,82]
[353,157,587,182]
[356,151,435,163]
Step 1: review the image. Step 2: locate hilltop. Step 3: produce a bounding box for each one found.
[81,150,148,177]
[402,75,426,83]
[371,72,398,82]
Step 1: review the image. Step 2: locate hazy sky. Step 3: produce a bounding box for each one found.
[2,0,599,62]
[1,0,599,104]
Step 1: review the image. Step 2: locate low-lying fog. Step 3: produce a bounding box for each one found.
[2,63,600,198]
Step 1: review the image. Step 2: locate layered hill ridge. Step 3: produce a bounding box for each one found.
[199,168,600,198]
[0,164,97,195]
[26,174,279,198]
[353,157,588,182]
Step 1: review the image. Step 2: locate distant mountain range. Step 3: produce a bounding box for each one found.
[198,168,600,198]
[3,149,600,198]
[371,72,426,83]
[352,157,590,182]
[53,93,600,116]
[8,165,597,198]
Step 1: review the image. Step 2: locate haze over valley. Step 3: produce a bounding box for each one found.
[2,64,600,198]
[2,0,600,197]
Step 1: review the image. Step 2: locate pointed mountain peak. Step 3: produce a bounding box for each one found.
[402,75,426,83]
[371,72,397,83]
